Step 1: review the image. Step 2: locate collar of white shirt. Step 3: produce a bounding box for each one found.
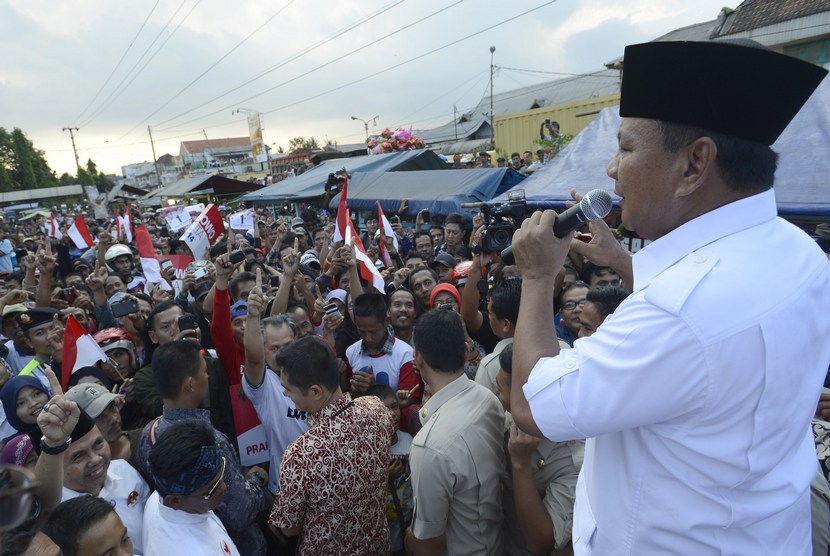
[156,494,212,525]
[632,189,777,291]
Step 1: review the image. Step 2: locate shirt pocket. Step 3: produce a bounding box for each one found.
[572,474,597,553]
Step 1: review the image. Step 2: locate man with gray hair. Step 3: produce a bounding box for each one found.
[243,270,307,495]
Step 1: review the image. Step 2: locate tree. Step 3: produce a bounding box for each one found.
[288,136,320,153]
[0,127,59,191]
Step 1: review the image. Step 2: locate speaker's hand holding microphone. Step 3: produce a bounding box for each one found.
[503,189,613,275]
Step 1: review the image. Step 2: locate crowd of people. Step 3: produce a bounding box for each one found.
[0,196,628,555]
[1,38,830,556]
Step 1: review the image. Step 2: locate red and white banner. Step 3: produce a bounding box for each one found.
[180,204,225,260]
[136,224,193,294]
[230,384,269,466]
[67,214,95,249]
[333,177,350,242]
[345,217,385,293]
[162,205,193,232]
[48,215,63,239]
[62,314,108,392]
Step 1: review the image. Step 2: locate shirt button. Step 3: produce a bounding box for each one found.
[694,254,707,263]
[565,360,577,369]
[420,408,428,419]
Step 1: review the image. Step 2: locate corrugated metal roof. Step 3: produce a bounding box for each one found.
[180,137,252,155]
[0,185,84,205]
[418,69,621,145]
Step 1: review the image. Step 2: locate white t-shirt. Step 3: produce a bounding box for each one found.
[142,491,240,556]
[242,368,307,495]
[345,337,415,392]
[63,459,151,555]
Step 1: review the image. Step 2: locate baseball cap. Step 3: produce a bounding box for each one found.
[291,217,305,229]
[65,382,122,419]
[325,289,347,304]
[430,252,457,270]
[300,252,321,270]
[2,304,27,320]
[193,281,212,301]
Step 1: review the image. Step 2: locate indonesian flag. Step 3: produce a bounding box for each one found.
[345,217,385,293]
[333,177,350,242]
[67,214,95,249]
[135,224,163,285]
[62,314,108,392]
[48,215,63,239]
[376,201,397,267]
[118,209,133,244]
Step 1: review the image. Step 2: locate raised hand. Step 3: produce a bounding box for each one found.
[247,268,265,319]
[37,366,80,448]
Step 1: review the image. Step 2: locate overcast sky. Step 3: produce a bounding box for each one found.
[1,0,732,177]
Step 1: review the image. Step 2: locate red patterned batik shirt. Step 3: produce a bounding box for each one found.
[269,393,395,555]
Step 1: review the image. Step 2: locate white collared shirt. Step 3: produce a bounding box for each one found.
[142,491,240,556]
[63,459,151,555]
[524,190,830,555]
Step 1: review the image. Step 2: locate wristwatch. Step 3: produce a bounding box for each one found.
[40,437,71,455]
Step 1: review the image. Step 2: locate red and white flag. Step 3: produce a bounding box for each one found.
[48,215,63,239]
[118,208,133,244]
[345,217,385,293]
[135,224,163,284]
[376,201,398,267]
[62,314,108,392]
[333,177,350,242]
[180,204,225,260]
[67,214,95,249]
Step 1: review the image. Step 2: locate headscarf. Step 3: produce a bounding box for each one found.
[0,376,50,433]
[0,434,34,466]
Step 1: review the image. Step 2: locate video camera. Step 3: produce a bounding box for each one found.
[477,190,528,254]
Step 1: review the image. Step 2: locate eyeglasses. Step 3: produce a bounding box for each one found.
[562,299,587,311]
[189,457,225,501]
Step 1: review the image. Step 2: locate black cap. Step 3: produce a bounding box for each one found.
[430,252,457,270]
[620,40,827,146]
[16,308,60,332]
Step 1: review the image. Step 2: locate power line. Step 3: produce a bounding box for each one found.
[153,0,466,132]
[252,0,562,120]
[118,0,300,140]
[497,65,620,78]
[72,0,161,126]
[146,0,404,132]
[78,0,196,128]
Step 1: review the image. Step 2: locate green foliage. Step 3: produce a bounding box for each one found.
[288,137,320,153]
[534,133,574,160]
[0,127,59,191]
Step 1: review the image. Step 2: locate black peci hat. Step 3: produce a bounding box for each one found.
[619,40,827,146]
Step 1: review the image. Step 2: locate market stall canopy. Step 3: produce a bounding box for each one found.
[142,174,263,202]
[329,168,526,217]
[0,185,84,207]
[241,149,448,203]
[495,75,830,217]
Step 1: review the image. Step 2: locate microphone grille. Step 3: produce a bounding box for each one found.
[580,189,613,220]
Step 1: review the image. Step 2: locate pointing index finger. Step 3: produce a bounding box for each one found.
[44,365,63,397]
[255,267,262,289]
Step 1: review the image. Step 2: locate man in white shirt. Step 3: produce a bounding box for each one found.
[143,419,240,556]
[60,410,150,555]
[243,271,307,495]
[510,40,830,554]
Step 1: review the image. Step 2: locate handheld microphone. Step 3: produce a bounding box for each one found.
[500,189,613,265]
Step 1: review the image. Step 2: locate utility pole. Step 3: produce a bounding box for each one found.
[62,127,81,173]
[148,126,162,189]
[351,115,379,144]
[489,46,496,147]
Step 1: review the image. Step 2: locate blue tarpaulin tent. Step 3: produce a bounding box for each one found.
[496,76,830,217]
[241,149,448,203]
[328,168,526,217]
